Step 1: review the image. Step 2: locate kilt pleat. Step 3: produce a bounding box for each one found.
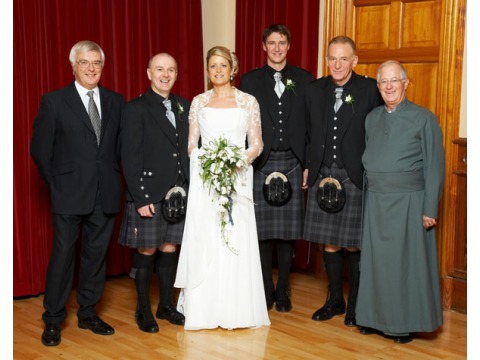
[303,163,362,248]
[118,201,185,248]
[254,150,304,240]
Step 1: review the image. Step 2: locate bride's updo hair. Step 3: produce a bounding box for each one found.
[206,46,239,81]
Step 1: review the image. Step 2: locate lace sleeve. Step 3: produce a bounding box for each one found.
[244,95,263,164]
[187,96,201,155]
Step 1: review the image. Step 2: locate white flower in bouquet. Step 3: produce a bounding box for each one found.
[198,136,247,254]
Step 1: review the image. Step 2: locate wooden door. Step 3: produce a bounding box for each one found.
[322,0,466,312]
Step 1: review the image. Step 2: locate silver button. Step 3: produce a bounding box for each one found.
[148,171,152,176]
[173,153,178,157]
[140,178,143,181]
[333,136,337,140]
[279,120,283,123]
[145,194,149,198]
[280,138,283,141]
[333,146,336,149]
[278,102,282,105]
[334,117,337,120]
[333,155,337,158]
[141,186,144,190]
[279,129,283,133]
[333,126,337,130]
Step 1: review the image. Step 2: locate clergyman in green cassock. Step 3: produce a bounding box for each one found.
[356,60,445,344]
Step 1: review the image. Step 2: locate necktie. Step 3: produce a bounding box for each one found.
[334,87,344,113]
[274,72,285,98]
[163,99,176,128]
[87,91,101,146]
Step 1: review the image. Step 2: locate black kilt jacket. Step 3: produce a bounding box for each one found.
[239,64,313,170]
[120,88,190,210]
[305,72,383,189]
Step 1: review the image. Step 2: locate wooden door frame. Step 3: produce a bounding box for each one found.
[322,0,466,310]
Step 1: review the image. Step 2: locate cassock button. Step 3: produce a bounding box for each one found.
[145,194,149,198]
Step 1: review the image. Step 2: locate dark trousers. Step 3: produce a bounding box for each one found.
[42,191,116,325]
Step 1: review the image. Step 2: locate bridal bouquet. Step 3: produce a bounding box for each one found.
[198,136,247,254]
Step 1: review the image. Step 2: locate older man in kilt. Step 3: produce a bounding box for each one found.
[118,53,190,332]
[303,36,383,326]
[240,24,313,312]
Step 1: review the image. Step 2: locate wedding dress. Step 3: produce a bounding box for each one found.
[174,88,270,330]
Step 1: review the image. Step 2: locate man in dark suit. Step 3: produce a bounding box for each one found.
[118,53,190,333]
[240,24,313,313]
[30,40,124,346]
[302,36,383,326]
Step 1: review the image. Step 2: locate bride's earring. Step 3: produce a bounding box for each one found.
[230,75,233,81]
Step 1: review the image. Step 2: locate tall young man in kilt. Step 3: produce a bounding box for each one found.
[303,36,383,326]
[118,53,190,332]
[240,24,313,312]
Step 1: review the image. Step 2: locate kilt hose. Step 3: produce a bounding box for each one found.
[303,163,362,249]
[119,201,185,249]
[254,150,304,241]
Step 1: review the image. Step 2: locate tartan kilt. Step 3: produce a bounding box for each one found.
[303,163,363,248]
[118,200,185,249]
[254,150,304,241]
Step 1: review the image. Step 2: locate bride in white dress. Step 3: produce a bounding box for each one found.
[174,46,270,330]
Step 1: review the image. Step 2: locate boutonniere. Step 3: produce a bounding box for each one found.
[344,94,355,113]
[285,78,296,95]
[176,102,184,115]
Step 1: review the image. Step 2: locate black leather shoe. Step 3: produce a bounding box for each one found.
[312,299,345,321]
[156,305,185,325]
[275,297,292,312]
[344,302,356,327]
[275,289,292,312]
[266,291,276,310]
[360,326,379,335]
[78,315,115,335]
[391,334,413,344]
[135,311,159,333]
[41,324,61,346]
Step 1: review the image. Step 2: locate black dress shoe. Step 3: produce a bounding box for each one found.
[266,291,276,310]
[344,312,356,326]
[78,315,115,335]
[135,311,159,333]
[391,334,413,344]
[41,324,61,346]
[156,305,185,325]
[360,326,379,335]
[275,297,292,312]
[275,289,292,312]
[312,299,345,321]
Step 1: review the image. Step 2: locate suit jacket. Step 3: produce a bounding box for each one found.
[239,64,313,169]
[30,82,125,214]
[305,71,383,188]
[120,88,190,209]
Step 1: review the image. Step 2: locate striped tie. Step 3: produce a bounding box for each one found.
[87,91,101,146]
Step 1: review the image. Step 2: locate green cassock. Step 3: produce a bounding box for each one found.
[356,99,445,333]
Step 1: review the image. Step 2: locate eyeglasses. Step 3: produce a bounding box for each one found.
[378,78,405,87]
[76,60,103,69]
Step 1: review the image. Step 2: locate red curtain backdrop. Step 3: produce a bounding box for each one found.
[235,0,320,271]
[13,0,204,297]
